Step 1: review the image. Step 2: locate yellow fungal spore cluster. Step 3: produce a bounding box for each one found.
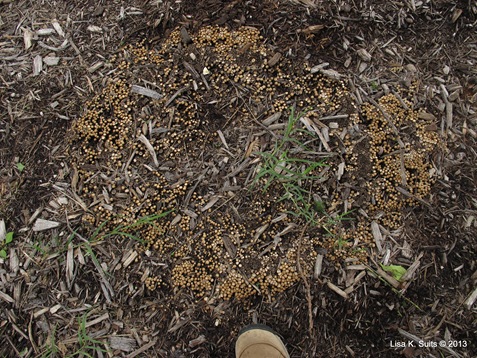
[67,25,440,300]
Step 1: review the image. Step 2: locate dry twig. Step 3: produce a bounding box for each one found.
[296,223,313,335]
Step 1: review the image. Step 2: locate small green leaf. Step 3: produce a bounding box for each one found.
[17,162,25,172]
[5,232,13,244]
[0,249,6,259]
[313,200,326,213]
[381,264,407,281]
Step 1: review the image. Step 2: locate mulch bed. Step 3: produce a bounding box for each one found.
[1,0,476,357]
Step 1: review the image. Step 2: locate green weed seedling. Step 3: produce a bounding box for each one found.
[39,325,60,358]
[367,265,422,312]
[70,311,109,357]
[96,211,173,244]
[381,263,407,282]
[69,212,173,274]
[0,231,14,259]
[16,162,25,173]
[253,108,327,225]
[40,311,111,358]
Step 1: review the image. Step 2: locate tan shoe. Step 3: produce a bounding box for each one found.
[235,324,290,358]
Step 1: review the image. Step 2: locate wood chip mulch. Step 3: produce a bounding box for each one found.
[1,0,476,357]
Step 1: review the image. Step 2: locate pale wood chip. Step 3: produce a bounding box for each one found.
[0,290,15,303]
[125,7,143,15]
[318,68,342,80]
[49,199,60,209]
[327,281,348,299]
[310,63,329,72]
[122,250,138,269]
[253,224,269,242]
[33,218,60,231]
[101,203,113,211]
[358,62,368,73]
[140,267,151,281]
[88,61,103,73]
[400,252,423,282]
[271,213,288,223]
[464,215,475,228]
[440,84,453,129]
[268,123,286,130]
[401,240,412,259]
[299,116,314,132]
[300,117,331,151]
[13,281,22,308]
[217,130,229,149]
[451,8,463,23]
[353,270,366,285]
[66,242,74,287]
[170,214,182,226]
[371,221,383,253]
[33,55,43,76]
[313,254,323,279]
[244,138,260,158]
[138,134,159,166]
[125,339,157,358]
[321,127,329,142]
[0,219,5,242]
[131,85,163,99]
[87,25,103,33]
[374,265,400,289]
[316,130,331,152]
[337,162,345,181]
[57,196,68,205]
[22,28,34,50]
[85,313,110,328]
[33,307,50,319]
[50,304,62,314]
[36,28,55,36]
[464,286,477,310]
[38,39,69,52]
[201,196,220,212]
[274,224,296,238]
[52,20,65,37]
[109,336,136,352]
[299,24,324,34]
[346,264,366,270]
[357,48,372,62]
[189,335,206,348]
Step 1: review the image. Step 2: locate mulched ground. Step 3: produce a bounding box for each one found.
[1,0,476,357]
